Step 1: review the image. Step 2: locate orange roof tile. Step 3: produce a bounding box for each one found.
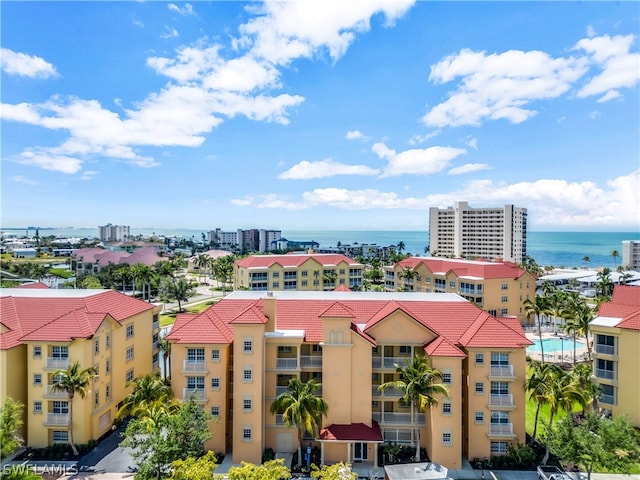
[424,337,466,357]
[397,257,527,279]
[318,422,382,442]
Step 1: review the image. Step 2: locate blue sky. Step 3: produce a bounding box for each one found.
[1,1,639,232]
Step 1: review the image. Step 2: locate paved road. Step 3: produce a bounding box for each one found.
[76,423,133,474]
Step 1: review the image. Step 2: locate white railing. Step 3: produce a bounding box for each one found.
[595,368,615,380]
[372,412,424,425]
[383,357,411,368]
[375,386,404,397]
[383,429,412,444]
[489,394,514,407]
[276,358,298,369]
[182,388,206,401]
[488,423,513,436]
[45,413,70,426]
[489,365,514,377]
[372,357,382,368]
[44,385,68,398]
[46,357,69,369]
[182,360,206,372]
[152,320,159,330]
[300,356,322,367]
[595,344,615,355]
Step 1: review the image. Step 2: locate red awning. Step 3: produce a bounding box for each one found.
[318,422,383,442]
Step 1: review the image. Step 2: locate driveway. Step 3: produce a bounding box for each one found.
[77,424,134,475]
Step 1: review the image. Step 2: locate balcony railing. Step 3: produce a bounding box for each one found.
[373,385,404,397]
[152,320,159,330]
[380,356,411,369]
[45,413,70,426]
[595,344,615,355]
[46,357,70,369]
[595,368,615,380]
[182,388,206,401]
[182,360,206,372]
[489,394,514,407]
[276,358,298,369]
[300,356,322,368]
[44,385,68,398]
[372,412,425,425]
[489,365,514,378]
[488,423,514,436]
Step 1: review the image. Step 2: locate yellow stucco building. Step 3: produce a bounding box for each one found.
[385,257,536,324]
[234,253,363,291]
[590,285,640,427]
[166,290,531,468]
[0,285,160,449]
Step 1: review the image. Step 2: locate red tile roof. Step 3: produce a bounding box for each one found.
[167,310,234,344]
[318,422,382,442]
[597,285,640,331]
[0,290,154,349]
[396,257,527,280]
[424,337,466,357]
[235,253,360,269]
[17,282,50,289]
[611,285,640,306]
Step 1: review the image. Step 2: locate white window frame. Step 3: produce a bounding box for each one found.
[126,369,134,383]
[211,349,220,361]
[33,401,42,413]
[211,406,220,417]
[243,338,253,353]
[442,431,452,446]
[33,345,42,357]
[33,373,42,385]
[126,346,134,362]
[126,324,134,339]
[442,370,452,385]
[475,353,484,365]
[52,431,69,443]
[242,426,252,441]
[211,378,220,389]
[475,411,484,424]
[442,402,452,415]
[475,382,484,394]
[243,396,252,412]
[243,368,253,383]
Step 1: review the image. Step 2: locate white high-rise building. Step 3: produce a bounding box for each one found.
[621,240,640,270]
[429,201,527,263]
[98,224,130,242]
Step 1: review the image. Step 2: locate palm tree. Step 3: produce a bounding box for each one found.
[322,270,338,290]
[158,337,172,383]
[399,266,418,292]
[571,363,601,414]
[610,249,620,266]
[195,254,209,284]
[159,277,195,312]
[113,264,133,293]
[525,360,554,446]
[270,378,328,468]
[378,354,448,462]
[572,302,595,361]
[117,374,173,419]
[131,264,155,301]
[397,241,405,254]
[596,267,613,299]
[51,361,98,456]
[523,296,551,363]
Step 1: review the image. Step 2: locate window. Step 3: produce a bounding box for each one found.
[52,401,69,414]
[449,280,456,288]
[106,384,110,401]
[243,397,252,412]
[34,401,42,413]
[442,432,452,445]
[126,324,134,338]
[441,370,452,385]
[52,431,69,443]
[475,353,484,365]
[105,335,110,349]
[501,283,508,290]
[600,384,616,405]
[33,346,42,357]
[126,346,134,362]
[187,377,205,390]
[442,402,452,415]
[94,364,99,376]
[301,280,308,286]
[211,378,220,389]
[491,352,509,366]
[399,346,411,355]
[491,411,510,424]
[278,346,292,353]
[488,309,497,316]
[51,345,68,358]
[187,348,205,363]
[211,406,220,417]
[302,270,308,277]
[272,282,280,288]
[339,269,345,275]
[34,374,42,385]
[243,427,252,441]
[272,271,280,278]
[475,382,484,394]
[211,349,220,361]
[491,441,509,454]
[501,308,508,316]
[126,369,134,383]
[94,392,100,408]
[105,360,110,374]
[243,368,253,382]
[491,382,509,396]
[94,339,100,354]
[501,295,508,303]
[475,411,484,423]
[243,339,253,353]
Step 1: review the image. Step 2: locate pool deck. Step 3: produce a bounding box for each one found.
[525,329,590,364]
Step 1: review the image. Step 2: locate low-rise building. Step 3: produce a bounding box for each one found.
[166,290,531,468]
[234,253,363,291]
[0,287,161,448]
[590,285,640,427]
[385,257,536,324]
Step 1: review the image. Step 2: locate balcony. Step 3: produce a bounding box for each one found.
[488,423,514,437]
[489,365,515,378]
[488,394,514,408]
[373,356,411,369]
[595,368,615,380]
[300,356,322,368]
[276,358,298,370]
[595,344,615,355]
[45,413,70,426]
[182,388,206,401]
[372,412,425,425]
[45,357,70,370]
[152,320,159,331]
[373,385,404,397]
[182,360,207,373]
[44,385,68,399]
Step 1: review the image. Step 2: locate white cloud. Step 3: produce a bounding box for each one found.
[0,48,58,78]
[590,110,600,119]
[465,137,478,150]
[423,48,588,127]
[11,175,38,186]
[372,142,467,177]
[596,90,621,103]
[345,130,364,140]
[448,163,490,175]
[168,3,194,16]
[18,149,83,174]
[279,158,379,179]
[133,19,144,28]
[161,27,179,39]
[80,170,99,181]
[408,131,440,145]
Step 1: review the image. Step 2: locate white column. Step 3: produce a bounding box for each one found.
[320,442,325,467]
[347,442,351,463]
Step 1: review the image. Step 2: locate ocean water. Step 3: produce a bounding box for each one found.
[4,227,638,270]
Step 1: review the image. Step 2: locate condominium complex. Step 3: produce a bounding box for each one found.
[428,202,527,263]
[98,224,130,242]
[234,253,364,291]
[0,286,161,448]
[208,228,281,253]
[166,290,531,469]
[385,257,536,324]
[621,240,640,270]
[590,285,640,427]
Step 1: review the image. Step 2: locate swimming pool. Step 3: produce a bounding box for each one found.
[527,337,585,353]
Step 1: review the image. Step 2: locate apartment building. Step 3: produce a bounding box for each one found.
[0,287,161,448]
[385,257,536,324]
[166,290,531,468]
[429,202,527,263]
[208,228,282,253]
[590,285,640,427]
[234,253,363,291]
[98,224,130,242]
[621,240,640,270]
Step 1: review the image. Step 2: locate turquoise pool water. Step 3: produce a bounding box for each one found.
[527,337,585,353]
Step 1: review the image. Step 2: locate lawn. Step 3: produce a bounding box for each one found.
[525,396,582,441]
[159,299,218,327]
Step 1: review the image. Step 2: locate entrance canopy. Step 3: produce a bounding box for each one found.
[318,422,383,442]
